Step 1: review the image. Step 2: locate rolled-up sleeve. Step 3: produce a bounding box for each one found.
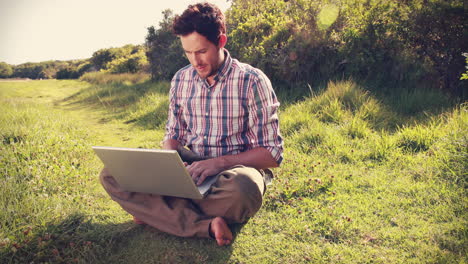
[246,73,284,165]
[164,75,187,145]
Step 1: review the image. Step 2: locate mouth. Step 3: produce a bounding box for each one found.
[196,65,207,71]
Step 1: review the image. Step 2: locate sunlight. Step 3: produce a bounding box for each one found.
[317,4,339,30]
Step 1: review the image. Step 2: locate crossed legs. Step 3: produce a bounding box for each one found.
[99,165,265,245]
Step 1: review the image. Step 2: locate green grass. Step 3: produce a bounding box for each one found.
[79,72,150,85]
[0,79,466,263]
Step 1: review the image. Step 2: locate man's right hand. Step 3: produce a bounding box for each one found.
[186,157,227,186]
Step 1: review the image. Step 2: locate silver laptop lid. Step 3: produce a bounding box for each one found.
[93,146,213,199]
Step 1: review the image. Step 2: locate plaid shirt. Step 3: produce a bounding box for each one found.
[164,50,283,164]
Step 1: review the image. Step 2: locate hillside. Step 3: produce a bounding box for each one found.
[0,79,466,263]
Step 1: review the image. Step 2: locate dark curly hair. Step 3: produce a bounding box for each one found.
[173,2,226,46]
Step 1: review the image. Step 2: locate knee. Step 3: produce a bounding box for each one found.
[99,167,118,191]
[228,166,264,196]
[223,167,264,206]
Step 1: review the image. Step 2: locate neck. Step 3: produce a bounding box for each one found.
[207,49,225,86]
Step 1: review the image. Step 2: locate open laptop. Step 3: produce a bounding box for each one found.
[92,146,217,199]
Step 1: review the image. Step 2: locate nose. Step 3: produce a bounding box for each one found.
[193,54,202,66]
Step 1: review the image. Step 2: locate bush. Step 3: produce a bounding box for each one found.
[146,10,187,81]
[56,67,80,79]
[461,53,468,81]
[226,0,467,96]
[90,45,149,74]
[0,62,13,78]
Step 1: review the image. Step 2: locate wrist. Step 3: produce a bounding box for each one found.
[216,156,231,171]
[162,139,181,150]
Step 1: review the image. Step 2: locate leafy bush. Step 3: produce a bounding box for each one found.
[225,0,467,96]
[56,67,80,79]
[461,53,468,81]
[0,62,13,78]
[10,60,91,80]
[90,44,149,74]
[145,10,187,81]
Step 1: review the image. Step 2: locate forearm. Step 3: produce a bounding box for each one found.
[162,139,181,150]
[215,147,278,171]
[162,139,205,163]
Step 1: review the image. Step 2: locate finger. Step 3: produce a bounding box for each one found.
[187,165,201,182]
[191,170,200,182]
[196,172,209,186]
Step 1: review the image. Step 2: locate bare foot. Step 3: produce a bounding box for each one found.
[210,217,232,246]
[133,216,146,225]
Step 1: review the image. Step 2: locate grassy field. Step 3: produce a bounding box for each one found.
[0,78,466,263]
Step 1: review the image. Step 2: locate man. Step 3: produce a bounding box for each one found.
[100,2,283,246]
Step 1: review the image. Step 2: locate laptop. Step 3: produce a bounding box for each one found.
[92,146,217,199]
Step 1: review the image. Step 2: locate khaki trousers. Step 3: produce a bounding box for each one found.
[99,165,265,238]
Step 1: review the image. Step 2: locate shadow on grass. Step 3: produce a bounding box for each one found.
[62,80,169,104]
[278,79,460,133]
[120,100,169,130]
[57,78,459,134]
[54,80,171,130]
[59,80,169,109]
[1,213,237,263]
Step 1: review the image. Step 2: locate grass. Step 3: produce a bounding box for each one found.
[0,78,466,263]
[79,72,150,85]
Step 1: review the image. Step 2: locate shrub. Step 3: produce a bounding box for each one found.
[226,0,467,96]
[145,10,187,81]
[56,67,80,79]
[90,45,148,74]
[0,62,13,78]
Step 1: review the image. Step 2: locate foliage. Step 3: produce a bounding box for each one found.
[9,60,91,80]
[225,0,467,96]
[145,10,188,81]
[400,1,467,95]
[461,53,468,80]
[0,62,13,78]
[56,67,80,79]
[12,61,58,79]
[90,44,149,74]
[90,48,120,71]
[106,47,148,74]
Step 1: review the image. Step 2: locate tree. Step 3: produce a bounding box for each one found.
[13,63,46,79]
[90,44,148,73]
[105,45,149,73]
[0,62,13,78]
[146,9,187,80]
[91,48,120,71]
[56,67,80,79]
[226,0,467,96]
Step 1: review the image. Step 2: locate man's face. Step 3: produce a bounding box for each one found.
[180,32,224,81]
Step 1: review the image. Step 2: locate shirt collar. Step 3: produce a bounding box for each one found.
[214,49,232,82]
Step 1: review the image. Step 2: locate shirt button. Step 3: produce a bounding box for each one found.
[205,112,209,116]
[204,136,207,140]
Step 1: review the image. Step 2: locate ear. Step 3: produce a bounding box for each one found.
[218,34,227,49]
